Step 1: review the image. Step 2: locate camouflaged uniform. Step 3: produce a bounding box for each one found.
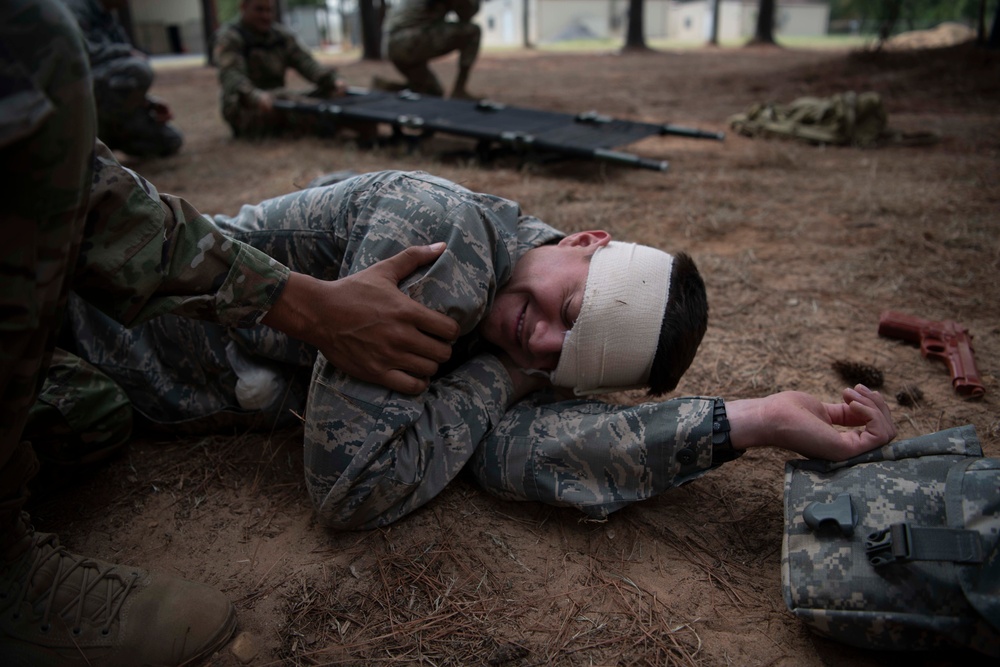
[58,170,720,529]
[0,0,289,519]
[62,0,183,157]
[384,0,481,96]
[24,349,133,466]
[214,17,338,137]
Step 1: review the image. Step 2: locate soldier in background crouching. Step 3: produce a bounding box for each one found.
[214,0,346,138]
[63,0,183,157]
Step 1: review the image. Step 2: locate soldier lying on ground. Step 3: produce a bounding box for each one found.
[63,0,184,157]
[378,0,482,99]
[1,3,459,665]
[41,171,897,532]
[214,0,347,137]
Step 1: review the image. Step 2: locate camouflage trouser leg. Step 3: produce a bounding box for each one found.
[25,349,132,466]
[92,56,182,158]
[92,56,154,124]
[387,23,481,96]
[469,395,718,519]
[1,0,96,525]
[225,88,341,139]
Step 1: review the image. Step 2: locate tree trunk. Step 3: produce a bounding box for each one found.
[523,0,532,48]
[359,0,382,60]
[708,0,721,46]
[748,0,776,46]
[202,0,219,66]
[989,0,1000,49]
[875,0,902,49]
[623,0,649,51]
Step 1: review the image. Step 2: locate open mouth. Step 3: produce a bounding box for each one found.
[515,304,526,351]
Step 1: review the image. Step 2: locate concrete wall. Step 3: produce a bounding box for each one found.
[124,0,831,55]
[531,0,828,46]
[671,1,744,42]
[736,0,830,38]
[130,0,204,54]
[534,0,675,43]
[479,0,526,47]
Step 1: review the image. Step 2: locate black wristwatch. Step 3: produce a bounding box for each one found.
[711,398,744,466]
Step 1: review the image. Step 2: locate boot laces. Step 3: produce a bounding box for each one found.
[11,532,140,636]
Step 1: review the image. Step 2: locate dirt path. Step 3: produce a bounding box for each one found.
[31,43,999,666]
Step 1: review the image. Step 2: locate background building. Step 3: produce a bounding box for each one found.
[120,0,831,57]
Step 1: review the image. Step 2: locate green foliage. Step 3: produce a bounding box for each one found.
[217,0,240,24]
[830,0,998,33]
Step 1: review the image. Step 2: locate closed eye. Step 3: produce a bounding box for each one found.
[562,290,582,330]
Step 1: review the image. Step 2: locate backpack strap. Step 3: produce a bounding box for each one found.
[865,522,985,566]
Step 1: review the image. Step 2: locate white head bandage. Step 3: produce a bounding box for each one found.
[549,242,673,395]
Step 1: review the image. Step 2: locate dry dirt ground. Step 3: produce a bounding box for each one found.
[29,43,1000,666]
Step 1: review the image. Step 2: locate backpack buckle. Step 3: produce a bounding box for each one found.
[803,493,857,537]
[865,523,913,567]
[865,522,985,567]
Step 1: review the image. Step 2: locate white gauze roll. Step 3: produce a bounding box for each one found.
[549,242,673,395]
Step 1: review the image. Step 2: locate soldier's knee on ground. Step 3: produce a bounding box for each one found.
[395,63,444,97]
[103,108,183,157]
[96,56,155,95]
[25,350,134,466]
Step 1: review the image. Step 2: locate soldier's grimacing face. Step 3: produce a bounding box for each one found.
[479,231,611,371]
[242,0,275,33]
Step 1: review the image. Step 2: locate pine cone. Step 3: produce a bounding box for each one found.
[831,360,885,389]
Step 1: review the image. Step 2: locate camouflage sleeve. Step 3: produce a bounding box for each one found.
[63,0,132,67]
[214,26,263,107]
[281,28,334,86]
[302,171,522,530]
[72,141,289,329]
[470,395,718,519]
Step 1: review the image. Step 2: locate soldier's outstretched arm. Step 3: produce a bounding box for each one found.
[469,384,895,519]
[727,384,896,461]
[469,393,719,520]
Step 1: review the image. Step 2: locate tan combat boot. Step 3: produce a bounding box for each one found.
[0,513,237,666]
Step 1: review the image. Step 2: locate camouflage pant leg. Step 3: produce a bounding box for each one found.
[387,22,481,95]
[224,88,340,139]
[24,349,132,466]
[90,57,182,157]
[91,56,154,121]
[102,111,183,158]
[1,0,96,505]
[211,180,353,281]
[469,395,718,520]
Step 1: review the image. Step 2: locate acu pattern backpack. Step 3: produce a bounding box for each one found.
[782,424,1000,657]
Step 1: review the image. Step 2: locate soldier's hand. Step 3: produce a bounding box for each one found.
[262,244,460,394]
[727,385,896,462]
[147,97,173,123]
[257,91,274,113]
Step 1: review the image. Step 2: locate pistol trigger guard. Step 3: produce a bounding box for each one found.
[803,493,857,537]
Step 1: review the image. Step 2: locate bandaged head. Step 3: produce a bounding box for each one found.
[549,242,674,395]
